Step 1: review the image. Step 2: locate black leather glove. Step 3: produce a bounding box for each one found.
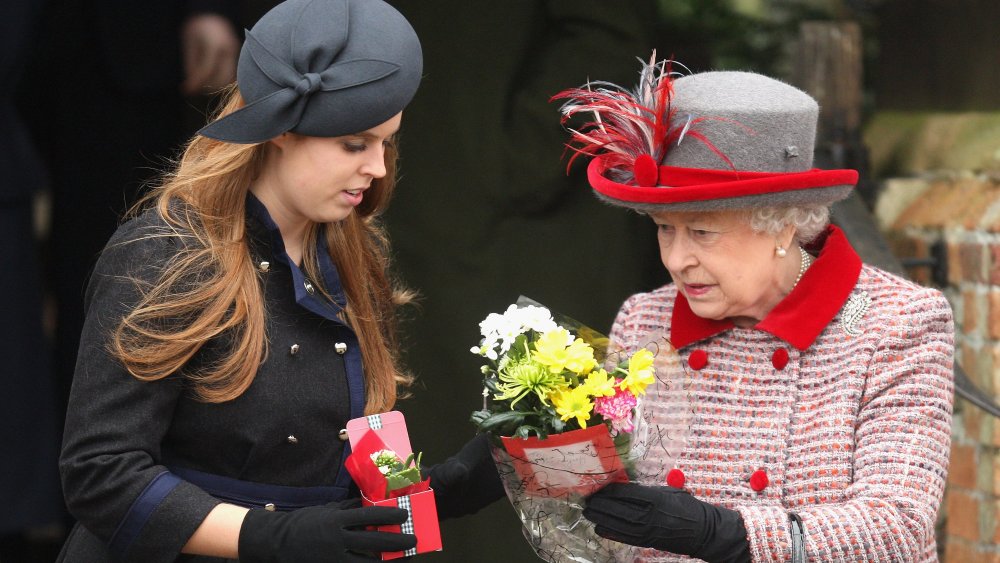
[238,498,417,562]
[583,483,751,563]
[425,433,506,519]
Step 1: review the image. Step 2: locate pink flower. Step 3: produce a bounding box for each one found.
[593,383,637,433]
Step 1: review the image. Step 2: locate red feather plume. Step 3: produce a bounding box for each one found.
[552,53,734,186]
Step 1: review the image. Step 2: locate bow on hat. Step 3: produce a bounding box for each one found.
[216,31,400,142]
[199,0,422,144]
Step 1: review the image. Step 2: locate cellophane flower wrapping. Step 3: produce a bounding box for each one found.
[470,298,691,563]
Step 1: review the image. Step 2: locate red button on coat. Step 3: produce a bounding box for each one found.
[771,348,790,370]
[687,349,708,370]
[666,468,686,489]
[749,469,769,492]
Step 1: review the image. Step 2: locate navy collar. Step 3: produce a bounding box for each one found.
[245,194,348,322]
[670,225,862,351]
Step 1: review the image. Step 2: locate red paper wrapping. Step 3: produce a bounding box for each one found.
[345,411,442,560]
[500,424,628,497]
[345,429,430,501]
[361,488,442,560]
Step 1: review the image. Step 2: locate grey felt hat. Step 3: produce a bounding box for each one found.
[199,0,422,144]
[556,63,858,212]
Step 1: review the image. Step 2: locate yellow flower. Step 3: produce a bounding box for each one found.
[551,386,594,428]
[619,348,655,396]
[582,368,617,398]
[532,328,597,375]
[494,358,567,407]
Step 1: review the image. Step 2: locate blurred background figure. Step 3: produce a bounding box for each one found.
[19,0,240,430]
[0,2,63,560]
[10,1,239,559]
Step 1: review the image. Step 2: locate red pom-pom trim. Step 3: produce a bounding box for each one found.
[633,154,659,187]
[687,349,708,370]
[771,348,790,370]
[749,469,769,492]
[666,468,686,489]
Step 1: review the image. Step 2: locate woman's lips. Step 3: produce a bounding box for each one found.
[683,283,713,297]
[341,188,365,206]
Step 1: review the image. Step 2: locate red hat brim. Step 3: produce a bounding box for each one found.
[588,156,858,210]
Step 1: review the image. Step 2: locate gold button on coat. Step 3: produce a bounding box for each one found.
[335,342,347,355]
[258,261,270,272]
[304,281,315,295]
[264,503,276,511]
[338,429,349,441]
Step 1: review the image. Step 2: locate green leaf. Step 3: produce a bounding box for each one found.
[551,415,566,433]
[470,410,491,426]
[473,410,526,433]
[513,424,548,440]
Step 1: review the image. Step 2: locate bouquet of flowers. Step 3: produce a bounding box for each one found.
[470,299,690,563]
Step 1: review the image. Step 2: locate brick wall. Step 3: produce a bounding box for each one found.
[876,172,1000,561]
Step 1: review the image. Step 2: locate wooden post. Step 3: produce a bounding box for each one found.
[794,21,863,168]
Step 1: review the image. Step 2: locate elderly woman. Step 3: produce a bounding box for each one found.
[554,63,955,562]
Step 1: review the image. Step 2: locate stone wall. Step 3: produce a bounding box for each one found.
[868,115,1000,563]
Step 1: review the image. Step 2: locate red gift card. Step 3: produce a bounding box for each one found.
[345,411,442,560]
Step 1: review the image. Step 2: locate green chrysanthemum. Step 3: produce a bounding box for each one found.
[494,357,568,408]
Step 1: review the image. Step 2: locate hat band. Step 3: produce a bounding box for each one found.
[588,157,858,205]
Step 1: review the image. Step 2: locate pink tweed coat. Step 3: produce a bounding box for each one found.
[610,227,955,562]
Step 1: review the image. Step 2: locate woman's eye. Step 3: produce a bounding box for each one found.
[344,142,367,153]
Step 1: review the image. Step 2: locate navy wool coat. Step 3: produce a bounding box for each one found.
[58,196,365,562]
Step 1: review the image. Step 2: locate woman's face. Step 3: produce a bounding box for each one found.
[253,112,402,229]
[652,209,796,326]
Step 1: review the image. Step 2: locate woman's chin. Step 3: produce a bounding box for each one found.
[310,207,354,224]
[686,301,725,321]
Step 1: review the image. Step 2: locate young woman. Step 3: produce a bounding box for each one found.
[58,1,501,561]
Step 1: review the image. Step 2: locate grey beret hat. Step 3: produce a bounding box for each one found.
[556,61,858,213]
[199,0,422,144]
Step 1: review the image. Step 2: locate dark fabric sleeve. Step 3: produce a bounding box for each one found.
[59,214,221,562]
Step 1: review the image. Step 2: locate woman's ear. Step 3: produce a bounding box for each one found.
[268,132,292,151]
[776,223,798,251]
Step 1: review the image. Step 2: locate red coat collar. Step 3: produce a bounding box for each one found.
[670,225,862,351]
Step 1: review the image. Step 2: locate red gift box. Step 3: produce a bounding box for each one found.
[346,411,442,560]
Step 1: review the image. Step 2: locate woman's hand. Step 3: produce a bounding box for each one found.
[426,433,505,519]
[238,499,416,562]
[583,482,751,563]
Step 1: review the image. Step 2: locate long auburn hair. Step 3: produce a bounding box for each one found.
[112,86,412,413]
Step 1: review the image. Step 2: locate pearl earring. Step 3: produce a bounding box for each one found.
[776,246,787,258]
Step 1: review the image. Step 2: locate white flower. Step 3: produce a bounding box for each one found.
[474,304,558,357]
[470,344,499,361]
[517,305,557,334]
[370,449,398,474]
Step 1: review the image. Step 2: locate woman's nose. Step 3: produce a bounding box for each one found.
[661,235,696,273]
[361,145,387,178]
